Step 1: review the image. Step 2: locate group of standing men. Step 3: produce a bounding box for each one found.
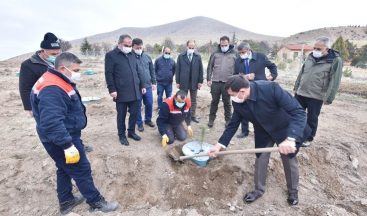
[18,31,342,214]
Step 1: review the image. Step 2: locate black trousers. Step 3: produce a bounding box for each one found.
[295,94,323,141]
[209,82,232,122]
[116,100,140,137]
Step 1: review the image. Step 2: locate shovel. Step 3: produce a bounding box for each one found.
[170,147,279,162]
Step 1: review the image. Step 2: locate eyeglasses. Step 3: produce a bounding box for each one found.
[164,52,171,55]
[313,47,322,51]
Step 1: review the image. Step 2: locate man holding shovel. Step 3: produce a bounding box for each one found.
[209,75,311,205]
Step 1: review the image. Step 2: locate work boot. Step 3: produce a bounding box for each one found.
[60,194,86,215]
[128,133,141,141]
[89,196,119,213]
[287,192,299,205]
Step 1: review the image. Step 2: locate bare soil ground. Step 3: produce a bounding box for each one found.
[0,57,367,216]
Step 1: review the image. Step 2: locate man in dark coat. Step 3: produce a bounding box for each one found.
[234,42,278,138]
[31,52,118,214]
[176,40,204,123]
[154,47,176,109]
[19,32,61,115]
[105,34,147,146]
[209,75,311,206]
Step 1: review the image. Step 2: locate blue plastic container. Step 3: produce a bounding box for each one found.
[182,141,213,167]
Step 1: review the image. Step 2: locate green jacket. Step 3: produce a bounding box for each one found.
[294,49,343,104]
[207,45,236,82]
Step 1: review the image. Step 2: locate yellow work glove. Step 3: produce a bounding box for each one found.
[187,126,193,138]
[161,134,169,147]
[64,145,80,164]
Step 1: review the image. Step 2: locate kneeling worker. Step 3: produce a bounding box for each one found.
[157,90,193,146]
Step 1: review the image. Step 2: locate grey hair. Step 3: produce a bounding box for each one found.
[118,34,132,44]
[55,52,82,69]
[237,42,251,51]
[316,36,331,48]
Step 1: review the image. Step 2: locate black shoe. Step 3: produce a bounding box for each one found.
[84,145,93,153]
[119,136,129,146]
[236,132,249,139]
[60,194,86,215]
[89,196,119,213]
[208,120,214,128]
[137,125,144,132]
[243,191,263,203]
[191,117,200,123]
[128,133,141,141]
[287,192,299,205]
[145,121,155,127]
[225,121,230,128]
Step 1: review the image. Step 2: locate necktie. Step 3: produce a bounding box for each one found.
[244,59,250,74]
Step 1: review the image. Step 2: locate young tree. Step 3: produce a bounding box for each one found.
[331,36,349,61]
[80,38,92,55]
[101,42,113,54]
[59,39,72,52]
[153,43,163,54]
[162,38,175,50]
[91,43,102,56]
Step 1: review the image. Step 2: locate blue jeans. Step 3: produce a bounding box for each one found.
[157,83,172,108]
[137,86,153,126]
[41,132,101,205]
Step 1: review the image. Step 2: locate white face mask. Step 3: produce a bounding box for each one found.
[240,53,249,59]
[121,46,132,54]
[221,46,229,53]
[187,48,195,55]
[134,49,143,55]
[65,66,81,82]
[231,92,245,103]
[312,50,323,58]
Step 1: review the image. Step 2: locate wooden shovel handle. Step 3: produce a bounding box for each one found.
[179,147,279,161]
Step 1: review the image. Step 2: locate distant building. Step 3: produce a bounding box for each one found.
[277,44,313,61]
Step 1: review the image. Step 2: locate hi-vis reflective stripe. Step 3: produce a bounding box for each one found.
[32,72,75,97]
[165,96,191,113]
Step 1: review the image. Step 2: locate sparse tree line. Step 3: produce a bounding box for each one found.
[74,34,366,69]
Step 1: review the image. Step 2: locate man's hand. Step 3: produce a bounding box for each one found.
[208,143,223,157]
[110,92,117,99]
[142,88,146,94]
[152,84,157,91]
[246,73,255,81]
[161,134,169,147]
[207,81,212,87]
[198,83,203,90]
[278,139,296,155]
[176,84,180,89]
[187,126,193,137]
[64,145,80,164]
[266,74,273,81]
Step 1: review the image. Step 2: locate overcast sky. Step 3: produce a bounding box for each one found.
[1,0,366,60]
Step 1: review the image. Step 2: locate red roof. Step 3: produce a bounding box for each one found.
[284,44,313,51]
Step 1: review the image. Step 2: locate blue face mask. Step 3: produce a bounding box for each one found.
[175,101,185,108]
[47,55,56,64]
[163,54,171,59]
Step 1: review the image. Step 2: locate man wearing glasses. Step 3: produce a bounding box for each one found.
[155,47,176,109]
[294,36,343,147]
[105,34,147,146]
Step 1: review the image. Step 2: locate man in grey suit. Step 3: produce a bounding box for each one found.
[176,40,204,123]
